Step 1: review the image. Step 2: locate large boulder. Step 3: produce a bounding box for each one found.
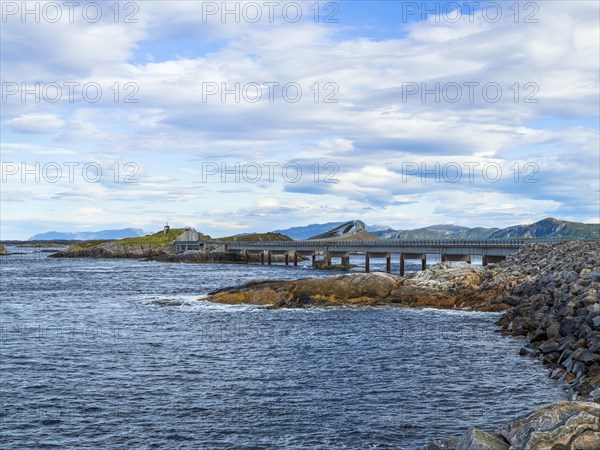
[498,401,600,449]
[0,244,8,255]
[456,428,509,450]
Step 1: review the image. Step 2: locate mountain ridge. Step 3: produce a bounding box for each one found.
[29,228,145,241]
[274,218,599,240]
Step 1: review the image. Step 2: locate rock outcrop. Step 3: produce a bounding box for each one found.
[0,243,9,255]
[499,401,600,449]
[200,263,510,311]
[52,239,177,258]
[455,427,509,450]
[430,401,600,449]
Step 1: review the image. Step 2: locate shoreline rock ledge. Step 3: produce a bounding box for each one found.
[200,262,510,311]
[426,401,600,450]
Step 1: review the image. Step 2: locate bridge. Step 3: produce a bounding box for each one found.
[211,239,538,275]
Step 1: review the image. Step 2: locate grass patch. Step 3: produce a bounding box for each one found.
[114,229,189,245]
[68,240,110,250]
[218,232,293,242]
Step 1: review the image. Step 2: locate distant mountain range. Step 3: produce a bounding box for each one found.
[28,218,599,242]
[374,224,500,240]
[274,218,599,240]
[486,218,599,239]
[28,228,145,241]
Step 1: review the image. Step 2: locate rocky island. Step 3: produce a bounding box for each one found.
[49,228,293,262]
[201,262,509,311]
[199,241,600,448]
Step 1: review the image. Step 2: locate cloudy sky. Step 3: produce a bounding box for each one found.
[1,1,599,239]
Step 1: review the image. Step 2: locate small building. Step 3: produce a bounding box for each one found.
[175,229,203,252]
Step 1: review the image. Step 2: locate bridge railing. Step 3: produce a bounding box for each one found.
[211,239,570,248]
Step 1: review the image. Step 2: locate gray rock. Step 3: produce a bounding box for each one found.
[499,401,600,449]
[455,428,508,450]
[571,430,600,449]
[578,350,600,364]
[423,437,459,449]
[588,388,600,403]
[584,271,600,282]
[565,270,580,283]
[519,346,538,356]
[539,339,560,354]
[546,321,562,340]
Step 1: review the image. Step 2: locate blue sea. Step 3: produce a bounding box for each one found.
[0,249,566,449]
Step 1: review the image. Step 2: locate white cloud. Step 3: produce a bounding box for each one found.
[0,1,598,237]
[6,113,65,134]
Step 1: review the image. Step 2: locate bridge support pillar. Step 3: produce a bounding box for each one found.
[312,254,316,268]
[483,255,505,265]
[294,253,298,267]
[442,254,471,264]
[341,256,350,266]
[386,255,391,273]
[261,252,265,265]
[268,251,272,265]
[400,253,426,276]
[365,254,370,272]
[285,254,289,266]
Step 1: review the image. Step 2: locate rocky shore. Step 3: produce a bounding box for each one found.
[49,230,294,263]
[0,243,9,255]
[201,262,510,311]
[199,241,600,448]
[428,241,600,449]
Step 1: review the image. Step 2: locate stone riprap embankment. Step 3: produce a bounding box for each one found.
[427,241,599,448]
[492,242,600,397]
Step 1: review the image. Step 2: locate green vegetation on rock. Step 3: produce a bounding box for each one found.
[53,229,198,258]
[218,232,292,242]
[115,229,189,245]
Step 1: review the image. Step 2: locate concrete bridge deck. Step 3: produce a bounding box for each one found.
[210,239,561,274]
[218,239,530,256]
